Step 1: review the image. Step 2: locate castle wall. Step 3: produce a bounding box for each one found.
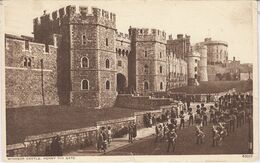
[116,32,131,93]
[187,51,200,86]
[166,52,188,89]
[166,34,191,60]
[203,38,228,65]
[5,35,59,108]
[129,28,167,95]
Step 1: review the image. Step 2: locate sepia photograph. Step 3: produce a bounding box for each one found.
[1,0,258,162]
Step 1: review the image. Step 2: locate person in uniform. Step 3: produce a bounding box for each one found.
[167,128,178,153]
[128,123,134,143]
[196,125,205,144]
[179,111,185,130]
[188,108,194,126]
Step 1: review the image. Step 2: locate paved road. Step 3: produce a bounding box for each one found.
[106,121,250,155]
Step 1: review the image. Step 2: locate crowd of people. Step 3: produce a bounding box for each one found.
[152,92,253,152]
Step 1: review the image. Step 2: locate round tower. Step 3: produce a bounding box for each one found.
[198,45,208,81]
[187,48,200,86]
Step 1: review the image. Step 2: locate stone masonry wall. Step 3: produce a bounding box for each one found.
[5,36,59,108]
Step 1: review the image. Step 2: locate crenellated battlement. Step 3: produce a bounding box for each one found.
[116,31,130,39]
[33,5,116,27]
[129,27,167,44]
[129,27,166,38]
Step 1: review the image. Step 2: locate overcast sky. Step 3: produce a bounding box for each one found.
[3,0,256,63]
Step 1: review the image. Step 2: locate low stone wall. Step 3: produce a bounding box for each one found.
[116,94,172,110]
[96,117,135,138]
[7,107,173,157]
[7,126,97,157]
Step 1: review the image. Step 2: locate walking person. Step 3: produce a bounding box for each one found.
[188,108,194,126]
[196,125,205,144]
[202,107,208,126]
[128,123,134,143]
[133,122,137,140]
[97,130,103,152]
[166,128,178,153]
[107,126,112,145]
[101,127,108,154]
[179,111,185,130]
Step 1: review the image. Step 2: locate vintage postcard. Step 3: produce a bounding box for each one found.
[1,0,258,162]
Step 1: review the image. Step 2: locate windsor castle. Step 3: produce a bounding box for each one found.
[6,5,236,109]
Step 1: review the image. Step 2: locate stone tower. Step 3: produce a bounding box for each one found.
[187,47,200,86]
[33,5,117,108]
[197,45,208,81]
[128,27,167,95]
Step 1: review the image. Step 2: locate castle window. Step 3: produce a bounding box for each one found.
[122,50,125,56]
[106,59,110,68]
[145,51,148,57]
[160,82,163,90]
[81,79,89,90]
[144,64,149,73]
[106,80,110,90]
[126,50,129,57]
[118,49,121,56]
[28,58,32,67]
[118,60,122,67]
[194,67,197,72]
[82,35,86,45]
[25,40,29,50]
[160,66,163,73]
[106,38,108,46]
[81,57,89,68]
[160,52,162,58]
[140,29,143,34]
[144,82,149,90]
[195,59,198,63]
[23,58,27,67]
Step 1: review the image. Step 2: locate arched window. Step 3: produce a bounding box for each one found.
[126,50,128,57]
[160,82,163,90]
[81,80,89,90]
[24,58,27,67]
[118,49,121,56]
[160,66,163,73]
[194,67,197,72]
[106,59,110,68]
[144,64,148,73]
[144,51,148,57]
[81,57,89,68]
[106,80,110,90]
[28,58,32,67]
[122,50,125,56]
[144,81,149,90]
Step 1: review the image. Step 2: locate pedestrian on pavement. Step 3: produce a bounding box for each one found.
[128,123,134,143]
[188,108,194,126]
[107,126,112,145]
[195,110,202,126]
[166,128,178,153]
[179,111,185,130]
[195,125,205,144]
[133,122,137,140]
[97,130,103,152]
[101,127,108,154]
[202,107,208,126]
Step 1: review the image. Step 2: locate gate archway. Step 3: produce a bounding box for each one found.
[117,73,126,94]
